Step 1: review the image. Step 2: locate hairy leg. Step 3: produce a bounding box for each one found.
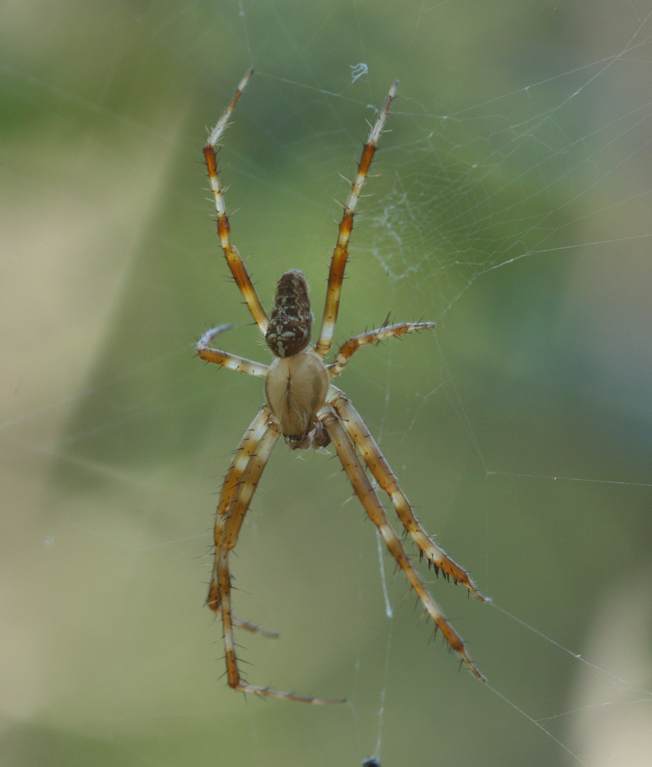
[328,321,435,379]
[215,422,344,703]
[329,390,485,599]
[315,81,398,358]
[206,406,270,615]
[321,406,484,680]
[203,69,269,334]
[197,324,268,377]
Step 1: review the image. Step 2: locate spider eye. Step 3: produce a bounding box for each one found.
[265,269,312,357]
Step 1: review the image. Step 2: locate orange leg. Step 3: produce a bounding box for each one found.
[329,389,485,599]
[204,69,269,335]
[315,81,398,358]
[328,321,435,379]
[214,418,344,703]
[216,423,280,687]
[197,324,268,377]
[206,407,270,615]
[320,406,484,681]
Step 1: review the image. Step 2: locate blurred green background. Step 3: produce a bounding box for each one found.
[1,1,651,765]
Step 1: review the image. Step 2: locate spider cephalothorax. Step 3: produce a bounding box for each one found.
[196,70,486,705]
[264,342,329,448]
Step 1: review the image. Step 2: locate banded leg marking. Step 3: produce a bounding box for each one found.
[330,390,485,599]
[197,324,268,378]
[328,321,436,378]
[217,424,278,687]
[315,81,398,358]
[206,407,270,614]
[320,407,484,681]
[204,69,269,335]
[215,423,344,703]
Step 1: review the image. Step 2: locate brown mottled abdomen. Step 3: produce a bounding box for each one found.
[265,270,312,358]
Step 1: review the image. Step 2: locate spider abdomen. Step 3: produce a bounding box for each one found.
[265,269,312,357]
[265,348,329,440]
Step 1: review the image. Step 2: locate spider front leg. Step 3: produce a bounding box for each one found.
[207,406,275,637]
[320,406,484,681]
[329,390,485,600]
[212,410,344,704]
[204,69,269,335]
[208,416,277,639]
[197,323,268,378]
[328,321,436,379]
[215,422,280,688]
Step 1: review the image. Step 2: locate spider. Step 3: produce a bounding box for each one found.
[197,70,487,704]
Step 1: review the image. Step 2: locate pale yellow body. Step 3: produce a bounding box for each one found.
[265,348,329,438]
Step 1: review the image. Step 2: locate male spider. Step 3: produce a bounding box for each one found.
[197,70,486,704]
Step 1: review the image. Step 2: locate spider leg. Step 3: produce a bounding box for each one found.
[329,389,485,600]
[315,81,398,358]
[207,406,274,636]
[215,424,280,677]
[214,418,344,704]
[204,69,269,335]
[231,615,279,639]
[328,321,436,379]
[320,406,484,681]
[197,324,268,378]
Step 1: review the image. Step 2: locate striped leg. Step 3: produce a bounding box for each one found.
[204,69,269,335]
[206,407,270,622]
[329,390,485,599]
[328,321,436,379]
[216,423,343,704]
[320,406,484,681]
[315,81,398,358]
[197,324,268,378]
[216,424,280,685]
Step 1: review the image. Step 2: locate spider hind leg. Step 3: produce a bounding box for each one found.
[316,81,399,357]
[204,69,269,335]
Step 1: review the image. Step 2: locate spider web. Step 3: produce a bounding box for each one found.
[1,1,651,765]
